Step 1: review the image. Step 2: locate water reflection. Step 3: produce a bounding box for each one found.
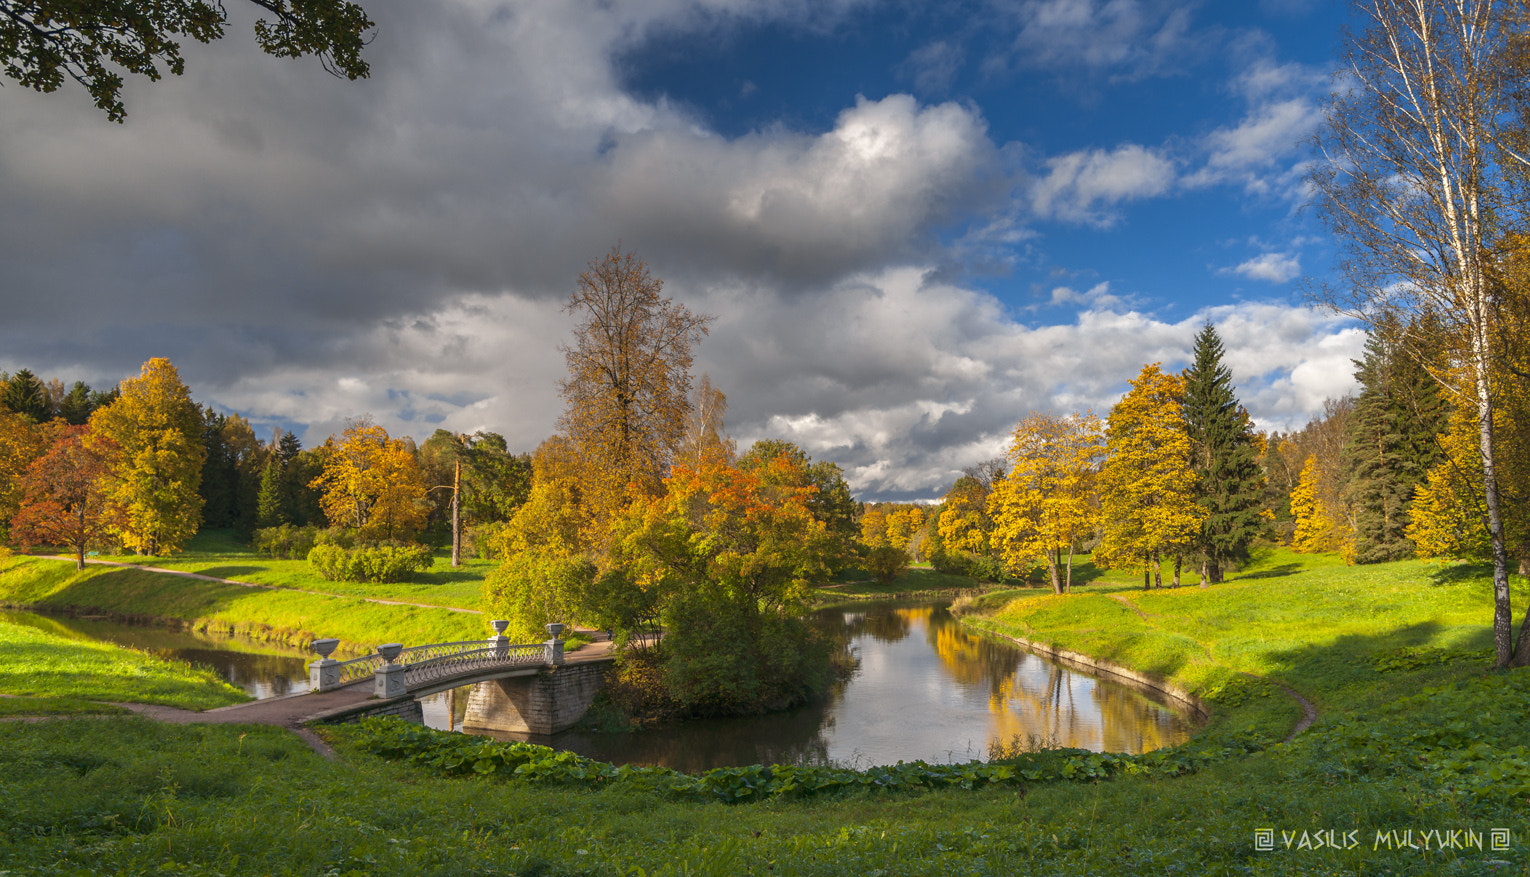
[516,601,1197,770]
[1,609,313,699]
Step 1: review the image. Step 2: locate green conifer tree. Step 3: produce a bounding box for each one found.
[1343,320,1449,563]
[1182,322,1266,584]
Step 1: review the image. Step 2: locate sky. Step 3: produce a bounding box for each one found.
[0,0,1367,502]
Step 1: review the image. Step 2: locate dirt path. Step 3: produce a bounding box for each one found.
[42,555,482,615]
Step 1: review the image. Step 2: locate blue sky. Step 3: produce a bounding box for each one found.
[0,0,1365,501]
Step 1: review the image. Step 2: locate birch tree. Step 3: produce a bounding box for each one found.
[1308,0,1528,665]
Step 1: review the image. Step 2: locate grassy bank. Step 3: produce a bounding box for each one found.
[0,619,247,711]
[0,554,490,656]
[2,546,1528,874]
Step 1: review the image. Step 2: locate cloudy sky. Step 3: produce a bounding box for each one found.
[0,0,1365,501]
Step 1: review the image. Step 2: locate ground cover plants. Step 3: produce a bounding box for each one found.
[0,546,1526,874]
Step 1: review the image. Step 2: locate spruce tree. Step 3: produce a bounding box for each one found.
[2,369,52,422]
[1182,322,1266,584]
[1342,321,1448,562]
[256,459,287,529]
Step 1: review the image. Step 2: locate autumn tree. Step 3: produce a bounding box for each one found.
[989,411,1104,594]
[89,358,205,556]
[1182,323,1266,584]
[1096,364,1203,588]
[0,0,374,122]
[310,419,428,542]
[491,436,592,560]
[737,439,858,544]
[1292,456,1349,554]
[675,374,735,468]
[859,502,891,549]
[1309,0,1528,665]
[9,426,118,569]
[558,247,712,548]
[609,452,841,715]
[885,505,928,556]
[0,410,49,543]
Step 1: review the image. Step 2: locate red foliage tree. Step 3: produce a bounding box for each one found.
[9,426,119,569]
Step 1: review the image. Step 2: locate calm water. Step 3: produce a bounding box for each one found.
[2,602,1197,769]
[516,602,1198,771]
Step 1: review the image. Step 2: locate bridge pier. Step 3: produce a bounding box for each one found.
[462,662,609,736]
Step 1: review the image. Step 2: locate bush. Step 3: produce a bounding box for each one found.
[866,545,911,583]
[306,541,435,583]
[481,552,594,641]
[252,525,321,559]
[968,554,1007,583]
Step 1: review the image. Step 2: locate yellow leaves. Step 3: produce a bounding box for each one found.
[989,411,1103,588]
[1291,456,1348,555]
[1096,364,1203,571]
[311,420,427,541]
[88,358,204,555]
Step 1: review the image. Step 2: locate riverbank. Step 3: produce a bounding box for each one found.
[0,551,490,659]
[2,546,1528,873]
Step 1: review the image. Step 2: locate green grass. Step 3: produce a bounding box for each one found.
[0,554,492,657]
[0,620,248,710]
[79,529,488,610]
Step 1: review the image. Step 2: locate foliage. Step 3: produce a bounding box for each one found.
[306,541,435,584]
[865,545,911,584]
[988,411,1103,593]
[0,0,374,122]
[1096,363,1203,586]
[481,551,595,641]
[0,368,50,421]
[738,438,859,548]
[489,435,592,559]
[1181,323,1266,583]
[0,409,48,544]
[558,246,712,543]
[937,474,996,556]
[607,453,843,715]
[310,419,429,542]
[87,357,206,556]
[1342,318,1450,563]
[1291,456,1348,555]
[676,373,736,468]
[1308,0,1524,666]
[250,523,326,559]
[197,408,264,533]
[7,425,118,569]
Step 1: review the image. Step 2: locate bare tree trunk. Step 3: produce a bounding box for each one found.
[1172,554,1182,587]
[450,457,462,568]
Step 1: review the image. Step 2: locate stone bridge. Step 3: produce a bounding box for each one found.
[305,622,615,735]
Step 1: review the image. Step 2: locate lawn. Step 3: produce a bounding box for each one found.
[0,618,248,710]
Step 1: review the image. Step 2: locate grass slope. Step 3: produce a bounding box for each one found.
[0,620,247,710]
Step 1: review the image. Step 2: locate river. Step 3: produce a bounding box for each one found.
[1,601,1198,770]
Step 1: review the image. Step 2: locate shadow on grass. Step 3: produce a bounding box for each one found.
[1261,620,1497,707]
[192,566,266,580]
[1426,562,1493,586]
[1234,563,1303,581]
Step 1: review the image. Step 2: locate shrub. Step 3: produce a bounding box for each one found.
[866,545,911,583]
[481,552,594,641]
[968,554,1007,583]
[306,541,435,583]
[252,524,321,559]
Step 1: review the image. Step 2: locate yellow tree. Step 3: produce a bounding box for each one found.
[88,358,205,556]
[310,419,427,541]
[1096,364,1203,588]
[989,411,1104,594]
[858,503,891,549]
[1408,364,1530,572]
[937,470,999,556]
[490,436,592,559]
[885,505,927,553]
[558,247,712,547]
[1291,456,1349,555]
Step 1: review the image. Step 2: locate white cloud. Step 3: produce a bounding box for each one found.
[1230,251,1302,283]
[1030,144,1176,225]
[1000,0,1201,80]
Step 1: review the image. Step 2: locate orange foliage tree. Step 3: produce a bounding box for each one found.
[311,419,427,541]
[9,426,118,569]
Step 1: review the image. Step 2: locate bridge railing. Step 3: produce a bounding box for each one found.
[306,622,567,696]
